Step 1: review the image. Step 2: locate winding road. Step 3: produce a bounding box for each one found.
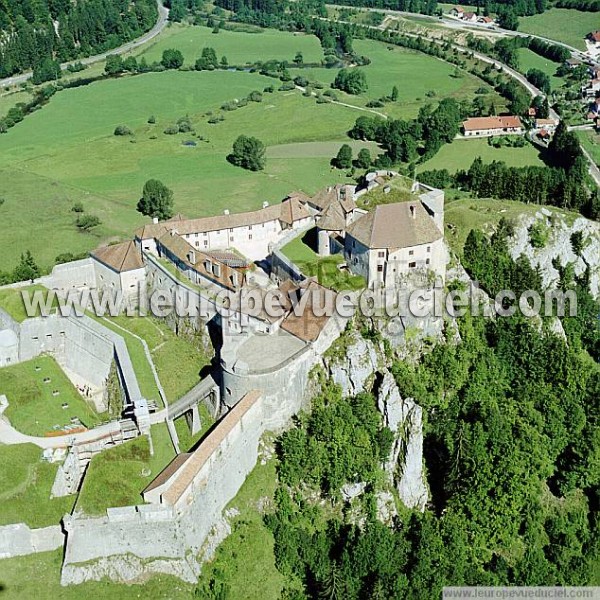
[0,0,169,89]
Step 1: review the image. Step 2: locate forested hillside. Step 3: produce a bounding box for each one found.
[0,0,158,78]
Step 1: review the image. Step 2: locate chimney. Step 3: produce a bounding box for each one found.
[409,205,416,219]
[152,217,159,224]
[224,209,230,215]
[262,201,269,209]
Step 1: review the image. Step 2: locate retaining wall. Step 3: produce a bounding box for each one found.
[0,523,64,559]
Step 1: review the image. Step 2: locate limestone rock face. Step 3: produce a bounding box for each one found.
[509,212,600,299]
[377,371,428,511]
[326,332,380,397]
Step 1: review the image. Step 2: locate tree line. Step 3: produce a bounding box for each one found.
[0,0,158,79]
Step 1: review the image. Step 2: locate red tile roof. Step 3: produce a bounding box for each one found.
[462,116,523,132]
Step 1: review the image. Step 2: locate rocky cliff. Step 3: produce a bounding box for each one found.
[322,331,428,511]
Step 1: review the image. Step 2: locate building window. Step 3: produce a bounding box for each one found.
[409,261,416,268]
[426,258,430,265]
[378,251,385,258]
[229,237,234,242]
[195,241,199,247]
[408,250,414,256]
[249,234,252,240]
[248,225,252,231]
[229,228,233,233]
[427,246,431,253]
[204,241,208,247]
[377,264,383,272]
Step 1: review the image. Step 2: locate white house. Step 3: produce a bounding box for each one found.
[136,197,313,262]
[449,6,464,18]
[534,118,559,133]
[462,115,524,137]
[91,241,146,303]
[462,11,478,22]
[344,201,445,289]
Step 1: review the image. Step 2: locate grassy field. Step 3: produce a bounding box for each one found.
[137,23,325,66]
[578,130,600,167]
[516,48,564,90]
[0,443,76,528]
[0,549,194,599]
[518,9,592,51]
[417,138,544,173]
[1,356,102,436]
[76,423,175,515]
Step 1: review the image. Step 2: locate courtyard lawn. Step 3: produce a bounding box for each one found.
[281,231,366,291]
[137,23,324,66]
[518,9,593,51]
[106,315,212,402]
[0,285,52,323]
[578,130,600,167]
[0,549,193,599]
[417,138,544,173]
[516,48,564,90]
[76,422,175,516]
[0,443,76,528]
[0,356,102,436]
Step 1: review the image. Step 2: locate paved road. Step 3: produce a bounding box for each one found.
[0,0,169,89]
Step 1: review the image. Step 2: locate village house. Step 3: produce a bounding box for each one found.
[582,78,600,99]
[462,11,478,22]
[91,241,146,302]
[462,115,524,137]
[587,31,600,47]
[449,6,464,18]
[564,58,582,70]
[534,118,559,133]
[477,16,494,25]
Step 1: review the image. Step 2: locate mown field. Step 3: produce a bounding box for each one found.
[516,47,565,90]
[137,22,325,66]
[417,138,544,173]
[0,25,507,272]
[518,9,593,51]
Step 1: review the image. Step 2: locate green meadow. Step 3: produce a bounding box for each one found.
[137,23,325,66]
[417,138,544,173]
[518,9,594,51]
[516,48,565,90]
[0,26,507,272]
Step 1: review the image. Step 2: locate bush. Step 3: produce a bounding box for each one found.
[76,214,101,231]
[113,125,132,136]
[71,202,84,213]
[247,91,263,102]
[163,125,179,135]
[148,115,156,124]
